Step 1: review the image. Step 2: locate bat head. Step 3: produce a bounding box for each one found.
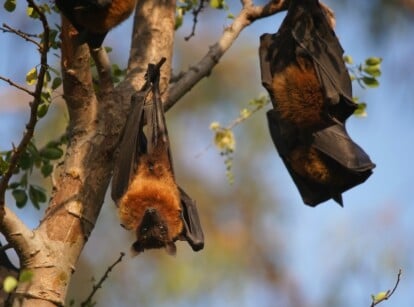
[132,207,177,255]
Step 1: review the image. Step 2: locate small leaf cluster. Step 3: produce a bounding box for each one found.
[176,0,200,30]
[175,0,233,30]
[345,56,383,117]
[0,137,66,209]
[26,66,62,118]
[210,95,269,183]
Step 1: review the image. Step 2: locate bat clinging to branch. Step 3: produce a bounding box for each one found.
[259,0,375,206]
[55,0,137,48]
[111,58,204,255]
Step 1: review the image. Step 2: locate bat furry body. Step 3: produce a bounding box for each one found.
[55,0,136,48]
[112,59,204,254]
[260,0,375,206]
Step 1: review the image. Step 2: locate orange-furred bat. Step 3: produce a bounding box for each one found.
[111,58,204,255]
[55,0,136,48]
[259,0,375,206]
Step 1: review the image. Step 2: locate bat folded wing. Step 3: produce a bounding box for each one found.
[178,187,205,251]
[312,123,375,172]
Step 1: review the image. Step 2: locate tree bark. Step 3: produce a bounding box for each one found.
[10,1,177,305]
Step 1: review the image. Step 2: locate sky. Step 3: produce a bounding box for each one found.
[1,1,414,306]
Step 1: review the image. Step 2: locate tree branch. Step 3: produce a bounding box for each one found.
[0,75,34,96]
[0,23,41,48]
[164,0,288,110]
[80,252,125,307]
[0,0,50,220]
[371,269,402,307]
[0,207,35,259]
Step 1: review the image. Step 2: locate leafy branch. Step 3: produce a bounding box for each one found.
[0,0,51,217]
[370,269,402,306]
[210,95,270,183]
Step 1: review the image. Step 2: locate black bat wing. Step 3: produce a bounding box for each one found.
[148,59,204,251]
[111,92,147,203]
[259,33,276,93]
[313,124,375,172]
[178,187,204,251]
[290,2,356,121]
[267,109,343,206]
[267,109,375,206]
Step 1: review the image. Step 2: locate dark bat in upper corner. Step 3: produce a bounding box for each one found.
[259,0,375,207]
[55,0,137,48]
[111,58,204,255]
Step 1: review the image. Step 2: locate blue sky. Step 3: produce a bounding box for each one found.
[1,1,413,306]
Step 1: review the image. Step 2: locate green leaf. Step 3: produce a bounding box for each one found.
[26,67,38,85]
[363,65,381,78]
[19,270,34,283]
[365,57,382,66]
[210,0,225,9]
[353,103,367,117]
[27,6,39,18]
[29,185,47,209]
[41,162,53,177]
[37,104,49,118]
[18,151,33,170]
[362,76,380,88]
[3,276,18,293]
[51,77,62,90]
[4,0,16,12]
[175,8,184,30]
[40,147,63,160]
[371,291,389,304]
[0,156,9,175]
[12,189,28,208]
[343,55,353,65]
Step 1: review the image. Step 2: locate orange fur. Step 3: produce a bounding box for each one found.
[118,147,183,241]
[289,147,332,184]
[272,57,326,129]
[75,0,137,33]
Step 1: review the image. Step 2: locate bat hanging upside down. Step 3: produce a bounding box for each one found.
[111,58,204,255]
[55,0,137,48]
[259,0,375,206]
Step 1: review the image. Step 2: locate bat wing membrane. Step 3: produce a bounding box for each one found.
[291,5,356,121]
[178,187,205,251]
[111,92,147,203]
[313,124,375,172]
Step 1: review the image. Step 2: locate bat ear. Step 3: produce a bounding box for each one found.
[178,187,204,252]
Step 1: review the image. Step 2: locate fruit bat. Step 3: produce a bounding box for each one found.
[111,58,204,255]
[55,0,137,48]
[259,0,375,206]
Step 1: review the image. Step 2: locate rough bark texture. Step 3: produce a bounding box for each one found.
[9,1,177,306]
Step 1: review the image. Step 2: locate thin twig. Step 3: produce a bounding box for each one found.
[0,0,50,218]
[0,75,35,96]
[184,0,206,41]
[80,252,125,307]
[370,269,402,307]
[1,23,42,48]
